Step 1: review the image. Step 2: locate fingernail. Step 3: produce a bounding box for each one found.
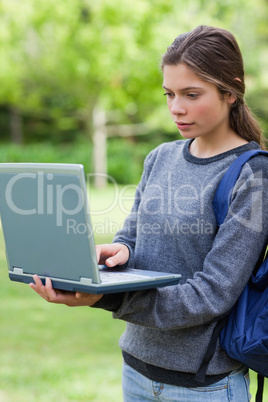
[107,259,115,267]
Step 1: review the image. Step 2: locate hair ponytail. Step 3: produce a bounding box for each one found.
[161,25,267,150]
[230,103,267,150]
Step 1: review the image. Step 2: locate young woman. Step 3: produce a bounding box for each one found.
[30,26,268,401]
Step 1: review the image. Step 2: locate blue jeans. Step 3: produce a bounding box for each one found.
[122,362,251,401]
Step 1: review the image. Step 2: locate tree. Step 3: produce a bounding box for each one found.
[0,0,267,144]
[0,0,175,142]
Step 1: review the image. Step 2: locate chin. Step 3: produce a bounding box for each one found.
[179,132,196,140]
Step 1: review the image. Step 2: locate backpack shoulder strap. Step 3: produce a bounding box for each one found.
[212,149,268,226]
[256,374,265,402]
[195,149,268,385]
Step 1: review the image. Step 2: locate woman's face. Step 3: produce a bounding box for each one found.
[162,63,235,142]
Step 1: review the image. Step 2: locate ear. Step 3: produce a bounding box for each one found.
[224,92,237,105]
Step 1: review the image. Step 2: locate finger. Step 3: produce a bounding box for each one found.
[75,292,87,299]
[105,257,117,267]
[31,274,44,287]
[29,276,57,301]
[29,275,50,301]
[29,274,45,292]
[106,247,129,267]
[95,244,115,264]
[44,277,58,300]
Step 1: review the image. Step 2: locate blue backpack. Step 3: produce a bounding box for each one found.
[196,149,268,402]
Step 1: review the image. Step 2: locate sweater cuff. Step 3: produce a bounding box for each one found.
[91,292,125,312]
[113,241,135,269]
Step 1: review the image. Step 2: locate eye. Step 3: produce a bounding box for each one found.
[163,92,174,98]
[187,93,199,99]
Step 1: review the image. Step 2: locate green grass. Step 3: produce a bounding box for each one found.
[0,186,266,401]
[0,229,126,401]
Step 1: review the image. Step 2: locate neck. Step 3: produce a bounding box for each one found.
[190,132,248,158]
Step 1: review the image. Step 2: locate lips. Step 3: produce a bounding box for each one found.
[176,122,194,130]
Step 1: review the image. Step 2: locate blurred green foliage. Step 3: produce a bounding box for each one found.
[0,0,267,146]
[0,132,180,184]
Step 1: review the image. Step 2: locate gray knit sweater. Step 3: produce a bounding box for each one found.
[94,139,268,380]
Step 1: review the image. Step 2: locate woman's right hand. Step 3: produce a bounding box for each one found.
[95,243,129,268]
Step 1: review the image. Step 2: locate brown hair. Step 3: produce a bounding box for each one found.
[161,25,267,150]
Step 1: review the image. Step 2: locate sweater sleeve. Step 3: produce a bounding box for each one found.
[111,148,157,267]
[95,155,268,329]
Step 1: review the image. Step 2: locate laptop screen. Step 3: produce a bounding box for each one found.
[0,164,100,284]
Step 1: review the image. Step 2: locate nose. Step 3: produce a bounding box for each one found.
[170,97,186,115]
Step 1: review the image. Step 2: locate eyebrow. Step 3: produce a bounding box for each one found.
[162,85,203,91]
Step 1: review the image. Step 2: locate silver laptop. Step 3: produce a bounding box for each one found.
[0,163,181,294]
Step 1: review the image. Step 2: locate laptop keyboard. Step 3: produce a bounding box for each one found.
[99,270,148,283]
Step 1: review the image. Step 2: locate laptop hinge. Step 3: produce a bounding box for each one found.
[12,267,24,275]
[79,277,93,285]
